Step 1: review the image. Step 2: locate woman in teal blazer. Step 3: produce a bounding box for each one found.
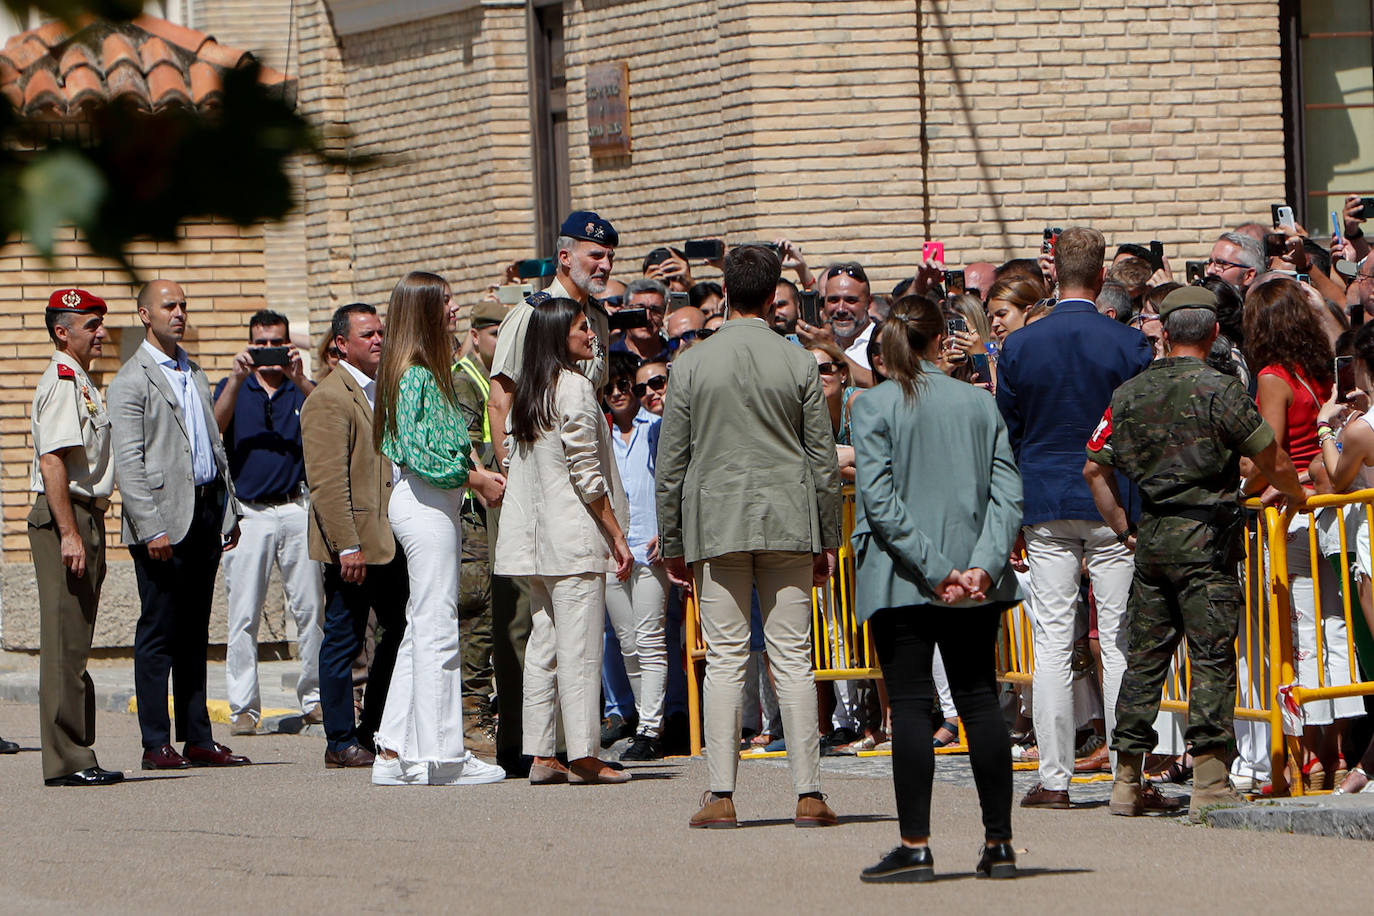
[852,294,1023,884]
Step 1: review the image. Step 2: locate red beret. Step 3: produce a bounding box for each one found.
[47,288,107,315]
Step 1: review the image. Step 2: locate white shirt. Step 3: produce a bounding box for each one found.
[140,340,217,485]
[844,321,874,370]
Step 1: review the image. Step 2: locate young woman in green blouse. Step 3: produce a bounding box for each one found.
[370,271,507,787]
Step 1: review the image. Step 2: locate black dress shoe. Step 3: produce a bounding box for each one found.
[45,766,125,787]
[142,744,192,770]
[860,845,935,883]
[0,734,19,754]
[976,842,1017,879]
[183,742,251,767]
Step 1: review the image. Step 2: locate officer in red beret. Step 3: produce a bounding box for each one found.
[26,288,123,785]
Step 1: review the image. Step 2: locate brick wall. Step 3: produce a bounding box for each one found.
[0,221,269,566]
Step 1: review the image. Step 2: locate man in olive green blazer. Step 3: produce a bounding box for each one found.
[657,245,843,829]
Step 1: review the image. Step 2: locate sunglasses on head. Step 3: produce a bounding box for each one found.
[827,263,868,284]
[668,327,716,350]
[632,374,668,398]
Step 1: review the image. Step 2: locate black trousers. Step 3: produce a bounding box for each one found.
[319,546,409,753]
[871,605,1012,842]
[130,487,225,750]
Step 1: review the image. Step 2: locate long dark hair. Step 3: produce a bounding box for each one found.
[374,271,458,452]
[1242,277,1333,387]
[881,294,944,403]
[511,298,582,443]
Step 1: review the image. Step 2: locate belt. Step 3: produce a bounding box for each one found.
[247,492,297,507]
[67,493,111,514]
[194,480,224,500]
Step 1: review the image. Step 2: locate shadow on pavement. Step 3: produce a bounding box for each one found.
[740,813,898,828]
[879,867,1095,883]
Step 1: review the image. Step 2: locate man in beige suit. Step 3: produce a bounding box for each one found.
[301,302,409,768]
[657,245,843,829]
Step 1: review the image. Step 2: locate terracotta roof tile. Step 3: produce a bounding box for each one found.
[100,32,139,74]
[188,61,222,107]
[0,16,292,119]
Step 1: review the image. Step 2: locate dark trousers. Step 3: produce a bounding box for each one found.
[1112,559,1239,757]
[871,605,1012,842]
[28,494,105,780]
[319,546,409,753]
[130,487,224,750]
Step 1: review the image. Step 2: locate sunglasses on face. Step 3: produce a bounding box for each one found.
[668,327,716,350]
[632,374,668,398]
[599,295,625,308]
[817,361,845,376]
[604,377,633,396]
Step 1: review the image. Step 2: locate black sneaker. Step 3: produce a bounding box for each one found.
[975,842,1017,879]
[620,734,662,761]
[860,845,935,883]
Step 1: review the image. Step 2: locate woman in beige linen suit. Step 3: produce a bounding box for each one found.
[494,298,634,785]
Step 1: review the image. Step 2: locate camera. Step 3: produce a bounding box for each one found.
[1185,260,1206,284]
[608,309,651,332]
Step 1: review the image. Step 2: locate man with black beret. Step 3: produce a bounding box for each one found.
[1083,285,1306,817]
[483,212,617,774]
[28,288,122,785]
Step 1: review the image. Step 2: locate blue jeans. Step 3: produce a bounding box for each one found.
[319,547,409,754]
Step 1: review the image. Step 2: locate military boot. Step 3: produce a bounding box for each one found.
[1109,752,1144,816]
[1190,751,1245,816]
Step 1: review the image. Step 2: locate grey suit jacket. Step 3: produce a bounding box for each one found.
[851,368,1023,622]
[108,342,240,546]
[655,317,842,564]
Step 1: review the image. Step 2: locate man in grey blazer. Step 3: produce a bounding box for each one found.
[657,245,843,829]
[108,280,248,770]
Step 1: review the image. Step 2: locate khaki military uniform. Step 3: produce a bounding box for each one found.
[27,351,115,781]
[1086,356,1274,757]
[454,354,494,705]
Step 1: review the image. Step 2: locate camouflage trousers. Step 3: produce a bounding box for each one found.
[1110,558,1239,757]
[459,503,494,704]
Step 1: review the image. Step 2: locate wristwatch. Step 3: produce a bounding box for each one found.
[1115,525,1136,545]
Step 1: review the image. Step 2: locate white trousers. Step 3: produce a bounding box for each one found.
[604,562,669,736]
[375,475,467,764]
[697,551,820,795]
[1287,513,1364,724]
[222,498,324,720]
[1024,519,1134,791]
[524,572,606,761]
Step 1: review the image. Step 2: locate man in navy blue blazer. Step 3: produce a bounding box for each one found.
[995,227,1153,809]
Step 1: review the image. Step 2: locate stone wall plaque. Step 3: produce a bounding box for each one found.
[587,61,631,157]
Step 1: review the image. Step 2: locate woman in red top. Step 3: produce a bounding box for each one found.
[1244,277,1358,788]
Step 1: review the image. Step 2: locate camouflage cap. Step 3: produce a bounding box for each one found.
[1159,285,1217,319]
[471,300,508,328]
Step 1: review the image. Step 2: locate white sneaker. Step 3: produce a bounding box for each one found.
[230,715,258,737]
[372,754,428,786]
[429,754,506,786]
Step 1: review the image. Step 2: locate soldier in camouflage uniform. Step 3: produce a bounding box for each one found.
[453,300,508,756]
[1082,285,1305,817]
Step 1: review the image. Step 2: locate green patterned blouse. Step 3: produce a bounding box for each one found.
[381,365,473,490]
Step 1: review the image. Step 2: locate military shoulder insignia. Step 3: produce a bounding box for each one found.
[56,364,76,381]
[526,290,552,306]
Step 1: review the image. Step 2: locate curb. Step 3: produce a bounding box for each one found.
[1202,798,1374,840]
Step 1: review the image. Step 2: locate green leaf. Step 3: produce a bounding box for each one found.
[16,147,107,259]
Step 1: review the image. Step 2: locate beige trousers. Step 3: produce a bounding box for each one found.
[522,572,605,761]
[696,550,820,795]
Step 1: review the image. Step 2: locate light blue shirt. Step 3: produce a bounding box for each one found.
[141,339,217,486]
[611,408,660,565]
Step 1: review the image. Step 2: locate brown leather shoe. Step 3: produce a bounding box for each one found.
[1074,742,1111,773]
[1140,782,1183,813]
[568,757,631,784]
[183,742,251,767]
[301,705,324,726]
[689,791,738,828]
[795,794,838,827]
[1020,782,1071,809]
[325,744,375,769]
[141,744,191,770]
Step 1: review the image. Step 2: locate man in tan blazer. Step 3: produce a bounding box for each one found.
[656,245,843,829]
[301,303,409,768]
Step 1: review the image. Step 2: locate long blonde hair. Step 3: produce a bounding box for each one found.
[373,271,459,451]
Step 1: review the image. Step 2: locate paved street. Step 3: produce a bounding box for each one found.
[0,699,1368,914]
